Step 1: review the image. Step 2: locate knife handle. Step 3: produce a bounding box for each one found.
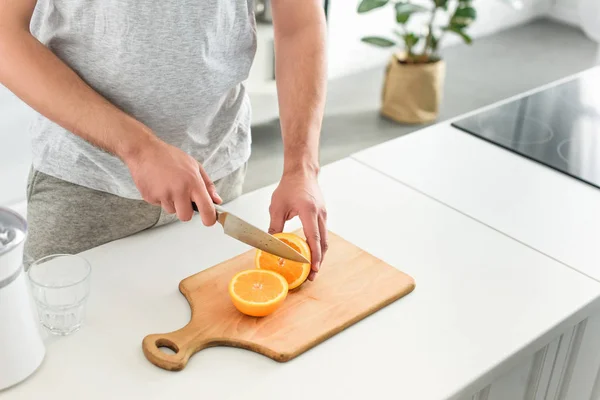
[191,202,226,224]
[191,202,225,213]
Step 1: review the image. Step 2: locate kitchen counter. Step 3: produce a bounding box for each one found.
[353,77,600,282]
[5,159,600,400]
[353,68,600,399]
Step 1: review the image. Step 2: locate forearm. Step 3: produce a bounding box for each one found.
[0,28,155,161]
[272,0,327,176]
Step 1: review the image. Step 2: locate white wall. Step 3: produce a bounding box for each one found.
[550,0,600,46]
[247,0,553,123]
[327,0,552,79]
[0,85,35,209]
[548,0,580,26]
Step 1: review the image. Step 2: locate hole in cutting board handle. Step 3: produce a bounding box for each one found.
[156,338,179,355]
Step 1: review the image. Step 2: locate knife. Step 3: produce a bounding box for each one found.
[192,202,310,264]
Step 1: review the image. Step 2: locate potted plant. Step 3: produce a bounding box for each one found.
[358,0,519,124]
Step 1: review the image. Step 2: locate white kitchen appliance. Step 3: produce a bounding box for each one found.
[0,208,45,390]
[452,67,600,189]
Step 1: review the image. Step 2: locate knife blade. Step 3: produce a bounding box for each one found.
[192,203,310,263]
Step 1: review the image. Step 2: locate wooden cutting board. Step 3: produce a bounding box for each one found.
[142,231,415,371]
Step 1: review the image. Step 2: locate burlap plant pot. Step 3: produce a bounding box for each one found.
[381,53,446,124]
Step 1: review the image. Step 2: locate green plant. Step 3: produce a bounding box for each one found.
[358,0,518,63]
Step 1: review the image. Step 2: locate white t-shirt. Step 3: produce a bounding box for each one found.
[29,1,257,199]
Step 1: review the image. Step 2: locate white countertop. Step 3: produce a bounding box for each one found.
[353,70,600,283]
[5,159,600,400]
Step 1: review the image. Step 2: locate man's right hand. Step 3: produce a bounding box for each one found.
[124,138,221,225]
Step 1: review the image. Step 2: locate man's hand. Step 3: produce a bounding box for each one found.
[269,170,327,281]
[124,138,221,225]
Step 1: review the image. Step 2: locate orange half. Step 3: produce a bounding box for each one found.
[228,269,288,317]
[255,232,311,290]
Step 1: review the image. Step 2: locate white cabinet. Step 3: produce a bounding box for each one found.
[558,314,600,400]
[461,338,557,400]
[487,354,539,400]
[463,316,600,400]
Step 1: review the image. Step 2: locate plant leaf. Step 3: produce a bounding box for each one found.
[404,33,420,48]
[450,5,477,28]
[445,26,472,44]
[454,5,476,19]
[434,0,448,8]
[357,0,389,13]
[395,2,429,24]
[361,36,397,47]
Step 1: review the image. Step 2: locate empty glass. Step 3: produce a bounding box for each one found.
[28,254,91,335]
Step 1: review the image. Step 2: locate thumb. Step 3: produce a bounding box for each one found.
[268,206,286,235]
[198,163,222,204]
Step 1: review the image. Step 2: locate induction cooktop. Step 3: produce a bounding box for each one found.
[452,68,600,189]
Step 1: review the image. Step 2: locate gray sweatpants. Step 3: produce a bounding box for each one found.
[24,164,247,265]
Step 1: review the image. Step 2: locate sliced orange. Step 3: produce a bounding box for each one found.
[255,232,311,290]
[228,269,289,317]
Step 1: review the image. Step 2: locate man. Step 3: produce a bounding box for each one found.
[0,0,328,280]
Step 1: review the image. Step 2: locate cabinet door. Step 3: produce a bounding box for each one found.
[554,315,600,400]
[487,355,538,400]
[466,316,600,400]
[465,336,561,400]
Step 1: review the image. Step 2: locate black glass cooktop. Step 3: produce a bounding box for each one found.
[452,68,600,189]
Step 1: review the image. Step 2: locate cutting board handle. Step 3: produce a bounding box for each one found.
[142,323,209,371]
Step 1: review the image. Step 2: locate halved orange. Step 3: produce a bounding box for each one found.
[228,269,289,317]
[255,232,311,290]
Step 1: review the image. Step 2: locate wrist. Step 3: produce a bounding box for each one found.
[283,159,320,179]
[116,118,159,164]
[281,126,321,178]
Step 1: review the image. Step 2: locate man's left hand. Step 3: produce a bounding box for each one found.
[268,170,328,281]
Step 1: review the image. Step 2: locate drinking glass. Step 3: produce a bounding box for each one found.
[28,254,91,335]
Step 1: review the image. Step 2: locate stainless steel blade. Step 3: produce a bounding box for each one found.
[216,207,310,263]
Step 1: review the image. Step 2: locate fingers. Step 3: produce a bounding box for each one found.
[318,210,328,259]
[268,205,287,235]
[306,209,327,282]
[144,196,162,207]
[173,196,194,222]
[173,164,217,225]
[299,211,322,275]
[161,200,176,214]
[186,164,217,226]
[198,163,222,204]
[191,187,217,226]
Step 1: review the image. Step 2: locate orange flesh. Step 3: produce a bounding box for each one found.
[228,270,288,317]
[231,270,286,302]
[255,233,311,290]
